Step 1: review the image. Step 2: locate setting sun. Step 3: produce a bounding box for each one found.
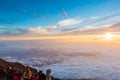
[104,33,113,40]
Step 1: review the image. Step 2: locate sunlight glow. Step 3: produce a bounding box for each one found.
[104,33,113,40]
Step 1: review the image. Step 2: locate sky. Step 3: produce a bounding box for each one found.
[0,0,120,39]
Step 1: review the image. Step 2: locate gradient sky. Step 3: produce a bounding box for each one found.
[0,0,120,37]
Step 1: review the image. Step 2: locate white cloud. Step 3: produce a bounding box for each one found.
[57,18,83,27]
[28,27,49,34]
[81,24,113,30]
[46,25,57,30]
[45,18,83,31]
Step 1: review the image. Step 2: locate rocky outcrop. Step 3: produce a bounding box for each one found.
[0,58,37,74]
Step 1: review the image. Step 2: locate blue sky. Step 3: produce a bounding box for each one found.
[0,0,120,36]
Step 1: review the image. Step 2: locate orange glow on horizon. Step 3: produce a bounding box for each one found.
[0,34,120,44]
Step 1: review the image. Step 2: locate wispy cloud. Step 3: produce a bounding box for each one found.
[61,13,120,32]
[57,18,83,27]
[1,22,120,37]
[64,22,120,35]
[17,27,49,34]
[0,18,84,36]
[46,18,84,31]
[15,27,53,37]
[16,27,27,33]
[0,26,4,28]
[0,30,4,33]
[1,12,120,37]
[80,24,113,31]
[62,8,67,17]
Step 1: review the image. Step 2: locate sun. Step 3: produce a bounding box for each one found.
[104,33,113,40]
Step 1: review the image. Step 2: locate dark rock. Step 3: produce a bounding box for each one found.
[0,58,38,74]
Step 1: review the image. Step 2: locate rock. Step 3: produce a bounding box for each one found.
[0,58,37,74]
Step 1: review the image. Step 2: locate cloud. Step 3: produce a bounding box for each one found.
[62,8,67,17]
[46,26,57,30]
[0,31,16,36]
[0,26,4,28]
[65,22,120,35]
[81,24,113,30]
[61,13,120,32]
[45,18,83,31]
[0,30,4,33]
[108,22,120,32]
[0,26,52,36]
[1,22,120,37]
[1,12,120,37]
[28,27,49,34]
[57,18,83,27]
[14,26,54,37]
[16,27,27,33]
[60,28,77,32]
[17,27,49,34]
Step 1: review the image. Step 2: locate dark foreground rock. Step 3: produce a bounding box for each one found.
[0,58,37,74]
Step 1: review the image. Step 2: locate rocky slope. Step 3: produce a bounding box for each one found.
[0,58,37,74]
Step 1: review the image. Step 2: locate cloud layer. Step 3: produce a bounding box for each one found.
[0,15,120,37]
[61,13,120,32]
[65,22,120,35]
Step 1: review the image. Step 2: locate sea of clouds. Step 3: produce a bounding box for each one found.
[0,40,120,80]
